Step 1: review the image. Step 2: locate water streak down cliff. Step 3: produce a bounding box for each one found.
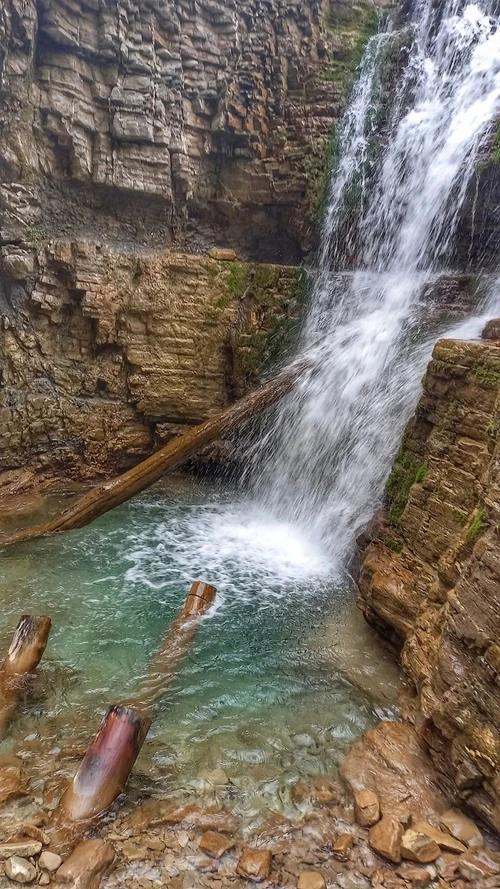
[253,0,500,574]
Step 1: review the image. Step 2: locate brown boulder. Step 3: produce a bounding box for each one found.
[199,831,235,859]
[341,723,449,824]
[236,847,272,881]
[481,319,500,340]
[55,839,115,889]
[396,866,431,888]
[368,815,404,863]
[412,821,466,853]
[439,809,484,849]
[333,834,354,859]
[400,829,440,863]
[297,872,326,889]
[354,789,380,827]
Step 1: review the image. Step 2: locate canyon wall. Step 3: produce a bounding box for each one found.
[0,0,381,480]
[358,333,500,831]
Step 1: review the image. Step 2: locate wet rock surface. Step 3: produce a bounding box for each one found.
[358,337,500,831]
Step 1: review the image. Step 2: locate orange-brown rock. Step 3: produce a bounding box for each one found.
[198,831,235,859]
[236,847,272,881]
[354,789,380,827]
[55,840,115,889]
[368,815,404,864]
[0,761,28,806]
[400,830,440,863]
[54,839,115,889]
[358,338,500,831]
[333,834,355,859]
[457,849,500,881]
[296,872,326,889]
[396,866,431,888]
[439,809,484,849]
[412,821,466,854]
[341,722,449,824]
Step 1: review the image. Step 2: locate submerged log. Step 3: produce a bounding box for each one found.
[0,361,306,549]
[131,580,216,712]
[0,615,51,740]
[51,582,216,845]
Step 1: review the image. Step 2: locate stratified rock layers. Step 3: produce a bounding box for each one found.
[358,337,500,831]
[0,0,356,261]
[0,242,302,478]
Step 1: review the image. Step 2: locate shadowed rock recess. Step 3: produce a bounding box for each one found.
[0,0,383,481]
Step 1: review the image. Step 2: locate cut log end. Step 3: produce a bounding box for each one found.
[181,581,217,618]
[4,615,52,676]
[57,704,151,824]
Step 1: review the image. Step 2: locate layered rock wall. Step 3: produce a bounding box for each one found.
[0,0,371,262]
[358,336,500,831]
[0,242,302,479]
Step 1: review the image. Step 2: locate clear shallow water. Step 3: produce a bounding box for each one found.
[0,477,399,820]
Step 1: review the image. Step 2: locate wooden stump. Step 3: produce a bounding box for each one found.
[0,615,51,740]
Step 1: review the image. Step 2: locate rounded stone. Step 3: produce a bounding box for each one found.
[5,856,37,884]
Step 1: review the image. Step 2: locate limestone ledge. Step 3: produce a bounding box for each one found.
[358,336,500,831]
[0,241,303,481]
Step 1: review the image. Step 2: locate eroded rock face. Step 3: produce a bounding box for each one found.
[0,0,367,262]
[0,241,302,478]
[358,337,500,831]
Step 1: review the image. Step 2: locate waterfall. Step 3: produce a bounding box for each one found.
[253,0,500,571]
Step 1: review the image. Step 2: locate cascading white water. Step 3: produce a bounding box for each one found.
[252,0,500,571]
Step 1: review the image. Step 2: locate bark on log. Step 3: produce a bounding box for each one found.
[0,361,306,549]
[51,582,216,846]
[56,704,151,823]
[0,615,51,740]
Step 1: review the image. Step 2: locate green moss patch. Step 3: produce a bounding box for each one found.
[386,449,428,527]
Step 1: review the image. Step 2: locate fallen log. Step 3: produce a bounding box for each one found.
[131,580,216,713]
[0,361,306,549]
[0,615,52,740]
[51,582,216,847]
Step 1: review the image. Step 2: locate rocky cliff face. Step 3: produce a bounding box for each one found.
[0,241,303,480]
[0,0,381,480]
[0,0,371,263]
[358,334,500,831]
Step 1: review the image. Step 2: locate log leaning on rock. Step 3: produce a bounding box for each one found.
[0,361,306,550]
[51,582,216,847]
[0,615,52,740]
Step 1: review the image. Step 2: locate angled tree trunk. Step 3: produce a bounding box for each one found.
[1,361,306,550]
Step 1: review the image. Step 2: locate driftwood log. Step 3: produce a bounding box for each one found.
[51,582,216,846]
[1,361,306,550]
[0,615,52,740]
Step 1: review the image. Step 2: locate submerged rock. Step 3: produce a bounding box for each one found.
[236,848,272,881]
[297,871,327,889]
[55,839,115,889]
[198,831,235,859]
